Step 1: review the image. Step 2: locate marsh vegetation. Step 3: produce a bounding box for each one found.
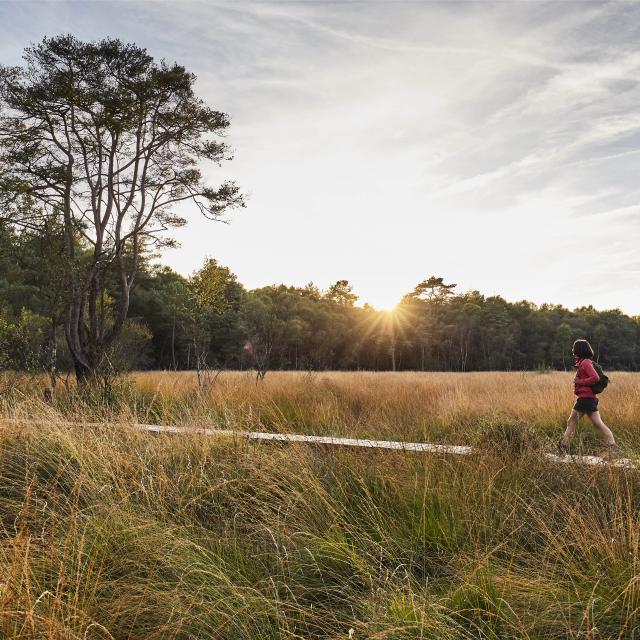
[0,371,639,638]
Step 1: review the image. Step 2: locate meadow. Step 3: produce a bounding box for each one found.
[39,370,640,452]
[0,371,639,639]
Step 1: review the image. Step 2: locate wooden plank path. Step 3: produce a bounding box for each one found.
[134,424,639,469]
[4,418,638,469]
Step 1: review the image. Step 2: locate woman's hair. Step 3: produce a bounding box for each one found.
[572,339,594,359]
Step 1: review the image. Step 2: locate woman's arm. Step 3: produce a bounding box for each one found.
[580,359,600,387]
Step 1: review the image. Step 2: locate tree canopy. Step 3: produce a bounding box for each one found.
[0,224,638,376]
[0,36,242,380]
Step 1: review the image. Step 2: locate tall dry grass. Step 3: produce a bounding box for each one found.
[0,372,639,638]
[5,370,638,452]
[132,370,640,450]
[0,416,638,639]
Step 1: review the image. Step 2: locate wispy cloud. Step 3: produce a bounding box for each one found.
[1,0,639,312]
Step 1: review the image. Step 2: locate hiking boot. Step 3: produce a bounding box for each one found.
[557,438,569,455]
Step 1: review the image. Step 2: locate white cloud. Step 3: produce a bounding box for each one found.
[1,0,639,312]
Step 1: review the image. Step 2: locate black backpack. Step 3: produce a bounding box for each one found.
[591,361,609,394]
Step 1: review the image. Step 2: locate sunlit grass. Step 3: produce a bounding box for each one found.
[9,369,631,454]
[0,417,638,638]
[0,372,639,638]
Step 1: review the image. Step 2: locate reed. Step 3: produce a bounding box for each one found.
[0,371,638,638]
[5,370,638,452]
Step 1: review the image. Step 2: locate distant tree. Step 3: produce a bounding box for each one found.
[0,308,49,373]
[0,36,243,382]
[128,266,190,369]
[13,217,69,391]
[385,311,399,372]
[325,280,358,306]
[411,276,457,301]
[0,211,75,393]
[456,301,482,371]
[478,296,517,369]
[243,289,280,380]
[552,322,573,370]
[302,282,322,300]
[401,276,457,370]
[106,318,153,372]
[187,258,243,385]
[242,284,343,375]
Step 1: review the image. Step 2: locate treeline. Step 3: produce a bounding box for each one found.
[1,224,639,373]
[2,35,637,378]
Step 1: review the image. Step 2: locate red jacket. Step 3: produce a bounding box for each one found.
[574,358,599,398]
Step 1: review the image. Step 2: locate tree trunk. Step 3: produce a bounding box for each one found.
[65,302,92,383]
[45,321,58,401]
[73,358,93,385]
[171,310,177,370]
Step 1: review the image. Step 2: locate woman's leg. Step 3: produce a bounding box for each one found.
[560,410,581,446]
[586,411,616,446]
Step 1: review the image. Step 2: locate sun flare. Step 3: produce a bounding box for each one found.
[361,295,401,313]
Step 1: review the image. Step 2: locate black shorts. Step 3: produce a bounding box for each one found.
[574,397,599,414]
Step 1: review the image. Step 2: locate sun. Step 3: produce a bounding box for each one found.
[362,294,401,312]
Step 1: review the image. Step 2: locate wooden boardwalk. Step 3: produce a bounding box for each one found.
[3,418,637,469]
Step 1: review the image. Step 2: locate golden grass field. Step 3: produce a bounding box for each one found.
[0,371,639,639]
[131,370,639,451]
[7,370,640,449]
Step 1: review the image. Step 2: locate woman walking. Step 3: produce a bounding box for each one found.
[558,339,617,454]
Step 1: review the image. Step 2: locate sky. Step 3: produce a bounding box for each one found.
[1,0,640,313]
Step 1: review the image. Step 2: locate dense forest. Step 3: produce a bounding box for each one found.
[1,222,639,375]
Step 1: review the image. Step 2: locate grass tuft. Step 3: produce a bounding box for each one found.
[0,371,638,638]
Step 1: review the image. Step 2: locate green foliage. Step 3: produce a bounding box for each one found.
[0,421,639,638]
[410,276,457,301]
[1,231,640,373]
[242,284,359,373]
[0,308,49,371]
[325,279,358,306]
[0,36,242,380]
[106,319,153,372]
